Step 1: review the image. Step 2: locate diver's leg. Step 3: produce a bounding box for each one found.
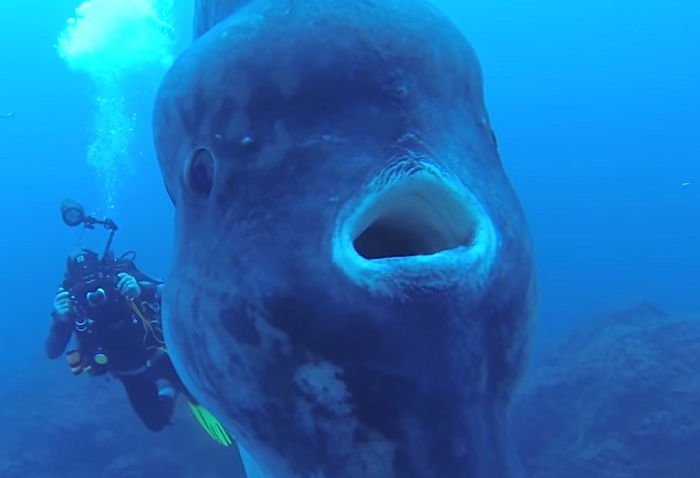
[154,354,196,402]
[119,374,174,432]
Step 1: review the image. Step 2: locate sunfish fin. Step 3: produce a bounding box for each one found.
[194,0,254,38]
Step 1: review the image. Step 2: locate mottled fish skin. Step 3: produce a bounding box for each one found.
[153,1,536,477]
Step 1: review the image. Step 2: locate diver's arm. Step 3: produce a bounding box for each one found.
[117,271,162,303]
[45,288,75,359]
[45,312,73,359]
[139,281,163,302]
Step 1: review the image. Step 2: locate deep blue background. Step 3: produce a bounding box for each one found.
[442,0,700,347]
[0,0,698,473]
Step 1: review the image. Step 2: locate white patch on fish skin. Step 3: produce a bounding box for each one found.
[257,119,291,169]
[294,361,352,415]
[291,365,397,477]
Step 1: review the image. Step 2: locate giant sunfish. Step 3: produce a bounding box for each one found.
[153,0,536,476]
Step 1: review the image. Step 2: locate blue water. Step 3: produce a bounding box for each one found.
[442,0,700,345]
[0,0,698,476]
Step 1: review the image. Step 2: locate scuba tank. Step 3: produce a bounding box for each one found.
[64,327,111,376]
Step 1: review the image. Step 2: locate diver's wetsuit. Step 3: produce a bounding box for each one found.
[117,348,185,431]
[45,263,185,432]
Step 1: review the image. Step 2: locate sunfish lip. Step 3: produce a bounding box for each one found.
[332,160,498,297]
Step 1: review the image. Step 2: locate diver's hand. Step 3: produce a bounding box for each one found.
[117,273,141,300]
[53,288,75,322]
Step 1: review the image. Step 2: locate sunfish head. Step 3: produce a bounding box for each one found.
[154,0,536,476]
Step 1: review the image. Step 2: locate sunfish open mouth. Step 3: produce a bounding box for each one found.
[352,172,476,259]
[332,161,498,295]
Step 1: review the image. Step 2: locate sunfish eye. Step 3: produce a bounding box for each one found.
[186,148,215,198]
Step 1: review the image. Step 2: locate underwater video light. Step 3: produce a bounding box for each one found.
[61,198,86,227]
[59,198,119,259]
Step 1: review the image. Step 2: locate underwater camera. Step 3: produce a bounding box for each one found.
[59,198,122,310]
[66,250,121,310]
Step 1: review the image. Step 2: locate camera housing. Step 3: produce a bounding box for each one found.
[64,250,121,312]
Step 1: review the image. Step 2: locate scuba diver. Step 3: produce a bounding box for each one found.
[46,247,180,431]
[45,199,233,444]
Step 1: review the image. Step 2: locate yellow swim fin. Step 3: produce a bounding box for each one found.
[188,401,235,447]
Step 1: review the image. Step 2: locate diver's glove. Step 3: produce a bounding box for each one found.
[117,273,141,300]
[53,288,75,323]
